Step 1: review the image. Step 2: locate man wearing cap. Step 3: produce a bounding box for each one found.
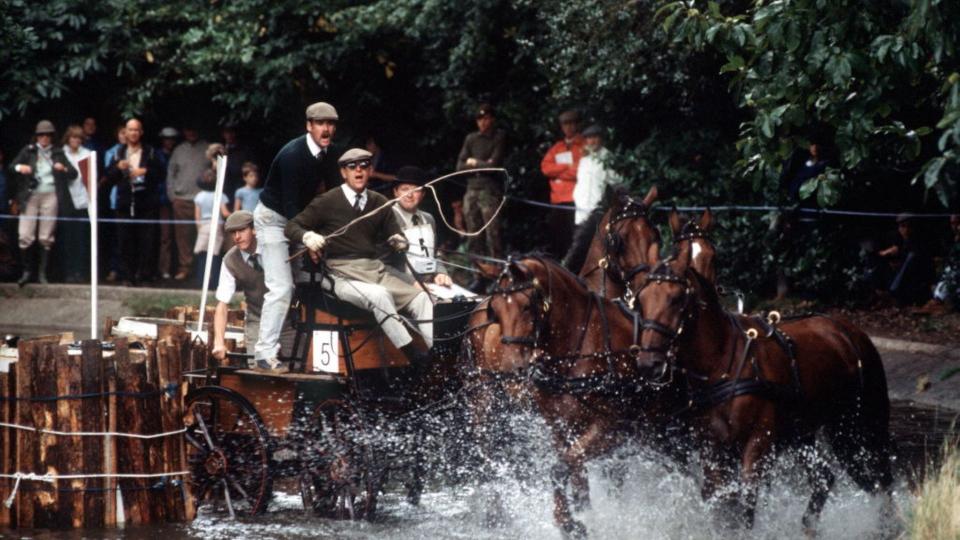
[167,125,208,280]
[211,210,294,368]
[540,109,584,258]
[286,148,434,364]
[10,120,78,286]
[387,166,453,287]
[254,102,344,371]
[456,103,506,258]
[573,125,622,227]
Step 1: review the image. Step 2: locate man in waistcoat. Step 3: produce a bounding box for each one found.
[254,102,344,372]
[386,165,452,287]
[211,210,294,369]
[285,148,433,364]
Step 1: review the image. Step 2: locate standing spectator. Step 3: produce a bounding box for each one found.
[864,213,936,306]
[10,120,78,286]
[192,144,231,285]
[572,125,622,226]
[220,123,251,206]
[156,126,180,279]
[102,124,126,282]
[918,214,960,313]
[540,109,584,258]
[60,125,94,282]
[233,162,263,212]
[456,103,506,258]
[167,125,208,280]
[254,101,343,370]
[0,149,18,282]
[105,118,165,285]
[81,116,106,169]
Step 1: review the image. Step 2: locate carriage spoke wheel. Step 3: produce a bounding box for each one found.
[185,386,273,517]
[299,399,381,520]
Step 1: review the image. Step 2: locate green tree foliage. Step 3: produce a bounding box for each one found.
[659,0,960,207]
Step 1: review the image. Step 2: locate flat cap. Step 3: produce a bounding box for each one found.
[337,147,373,165]
[35,120,56,135]
[158,126,180,138]
[395,166,429,186]
[476,103,495,118]
[224,210,254,232]
[558,109,581,123]
[306,102,339,122]
[581,124,603,138]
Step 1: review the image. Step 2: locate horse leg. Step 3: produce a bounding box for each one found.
[738,431,775,529]
[551,460,588,540]
[799,443,835,536]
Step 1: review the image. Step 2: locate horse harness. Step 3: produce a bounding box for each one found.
[594,199,653,300]
[486,257,648,398]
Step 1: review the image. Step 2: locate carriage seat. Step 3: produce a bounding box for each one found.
[294,281,377,323]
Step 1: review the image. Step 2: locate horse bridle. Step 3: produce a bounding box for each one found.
[489,260,551,348]
[598,200,655,299]
[636,261,695,360]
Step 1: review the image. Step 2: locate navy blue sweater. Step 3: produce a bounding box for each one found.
[259,135,343,220]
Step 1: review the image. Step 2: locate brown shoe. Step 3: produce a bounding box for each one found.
[252,358,289,374]
[173,271,189,280]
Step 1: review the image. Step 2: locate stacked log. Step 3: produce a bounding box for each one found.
[0,327,195,529]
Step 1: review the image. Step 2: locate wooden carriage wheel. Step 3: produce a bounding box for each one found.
[299,399,382,520]
[184,386,273,517]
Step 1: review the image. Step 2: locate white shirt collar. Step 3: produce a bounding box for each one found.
[305,134,325,158]
[340,183,367,208]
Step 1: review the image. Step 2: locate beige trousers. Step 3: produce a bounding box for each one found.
[18,191,58,249]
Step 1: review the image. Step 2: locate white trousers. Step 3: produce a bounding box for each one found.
[326,275,433,349]
[252,202,294,361]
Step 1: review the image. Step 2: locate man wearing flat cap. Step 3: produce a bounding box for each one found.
[456,103,506,259]
[573,125,622,227]
[10,120,78,286]
[286,148,434,364]
[540,108,584,258]
[387,165,452,287]
[211,210,294,369]
[253,101,344,372]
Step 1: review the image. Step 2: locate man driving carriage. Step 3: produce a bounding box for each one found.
[284,148,434,365]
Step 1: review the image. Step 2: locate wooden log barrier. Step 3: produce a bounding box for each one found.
[0,332,194,530]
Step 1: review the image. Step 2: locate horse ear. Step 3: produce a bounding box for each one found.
[642,185,658,207]
[668,206,681,236]
[475,261,501,279]
[699,207,713,232]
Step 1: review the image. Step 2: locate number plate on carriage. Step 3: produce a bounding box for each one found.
[311,330,340,373]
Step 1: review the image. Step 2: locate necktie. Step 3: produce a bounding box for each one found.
[411,214,422,226]
[250,254,262,272]
[353,194,362,213]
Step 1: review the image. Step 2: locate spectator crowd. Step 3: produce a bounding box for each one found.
[1,103,958,318]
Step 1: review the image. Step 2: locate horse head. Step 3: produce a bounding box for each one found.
[486,256,554,369]
[669,207,716,284]
[633,247,698,372]
[592,185,661,298]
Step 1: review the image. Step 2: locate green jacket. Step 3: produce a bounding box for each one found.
[9,143,78,206]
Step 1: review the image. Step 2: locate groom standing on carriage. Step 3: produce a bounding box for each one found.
[285,148,435,366]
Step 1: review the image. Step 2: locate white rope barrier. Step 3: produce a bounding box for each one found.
[0,421,186,439]
[3,470,189,508]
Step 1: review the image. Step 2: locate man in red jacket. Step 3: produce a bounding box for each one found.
[540,109,583,258]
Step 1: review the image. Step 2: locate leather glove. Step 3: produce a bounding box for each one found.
[302,231,327,251]
[388,233,409,252]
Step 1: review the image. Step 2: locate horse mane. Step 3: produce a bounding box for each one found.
[515,251,589,291]
[560,185,632,273]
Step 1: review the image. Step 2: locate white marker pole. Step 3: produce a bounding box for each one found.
[196,155,227,336]
[88,152,99,340]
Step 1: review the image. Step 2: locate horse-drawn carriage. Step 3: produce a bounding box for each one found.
[182,279,478,519]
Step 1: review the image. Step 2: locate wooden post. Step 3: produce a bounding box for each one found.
[103,345,118,527]
[0,345,15,528]
[80,340,105,529]
[138,344,166,523]
[114,340,149,525]
[14,339,34,528]
[54,345,82,528]
[30,342,59,527]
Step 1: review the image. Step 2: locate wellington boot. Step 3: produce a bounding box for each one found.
[16,271,31,288]
[38,248,51,284]
[17,246,35,288]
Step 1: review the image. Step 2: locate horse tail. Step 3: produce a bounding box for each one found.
[822,317,895,494]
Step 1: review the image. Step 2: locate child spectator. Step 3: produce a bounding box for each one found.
[233,162,263,212]
[192,144,230,284]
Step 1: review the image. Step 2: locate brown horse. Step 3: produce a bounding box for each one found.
[633,239,894,533]
[458,188,660,507]
[484,254,667,538]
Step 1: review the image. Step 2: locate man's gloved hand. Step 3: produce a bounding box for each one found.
[388,233,409,252]
[303,231,327,251]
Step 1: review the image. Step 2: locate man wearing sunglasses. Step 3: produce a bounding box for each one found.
[252,101,343,372]
[286,148,434,366]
